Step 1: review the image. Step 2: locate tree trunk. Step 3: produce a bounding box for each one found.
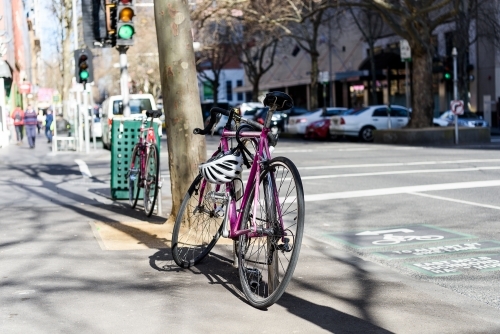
[251,76,261,102]
[369,42,378,105]
[407,50,434,128]
[310,52,319,109]
[154,0,207,223]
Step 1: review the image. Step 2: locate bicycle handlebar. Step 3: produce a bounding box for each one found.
[193,107,277,146]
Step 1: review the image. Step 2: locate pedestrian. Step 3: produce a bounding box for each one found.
[45,108,54,143]
[24,104,38,148]
[37,110,45,134]
[11,105,24,144]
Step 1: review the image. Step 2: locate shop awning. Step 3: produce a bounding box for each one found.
[334,70,369,81]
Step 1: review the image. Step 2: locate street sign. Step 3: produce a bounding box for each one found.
[19,82,31,94]
[319,71,329,84]
[399,39,411,61]
[451,100,464,115]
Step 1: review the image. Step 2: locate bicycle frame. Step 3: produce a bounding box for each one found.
[133,117,157,186]
[197,120,285,240]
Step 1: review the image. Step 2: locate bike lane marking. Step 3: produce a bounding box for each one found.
[326,224,474,249]
[408,192,500,211]
[406,254,500,276]
[75,159,92,178]
[302,179,500,202]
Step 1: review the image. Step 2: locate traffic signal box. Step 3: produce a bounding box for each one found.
[116,0,135,46]
[442,56,452,82]
[74,48,94,84]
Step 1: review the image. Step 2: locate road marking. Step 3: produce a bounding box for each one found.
[409,192,500,211]
[298,159,500,171]
[300,166,500,180]
[74,159,92,178]
[303,180,500,202]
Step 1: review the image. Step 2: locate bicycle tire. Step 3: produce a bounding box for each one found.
[128,145,141,209]
[238,156,304,309]
[171,175,223,268]
[144,145,160,217]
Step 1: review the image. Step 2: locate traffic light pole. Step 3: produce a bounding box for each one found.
[118,46,131,117]
[83,85,90,154]
[452,47,459,145]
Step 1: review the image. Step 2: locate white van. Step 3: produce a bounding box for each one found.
[101,94,163,149]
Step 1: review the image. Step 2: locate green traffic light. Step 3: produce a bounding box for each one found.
[80,70,89,80]
[444,72,451,80]
[118,25,134,39]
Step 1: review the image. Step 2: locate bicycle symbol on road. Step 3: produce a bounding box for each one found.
[356,228,444,245]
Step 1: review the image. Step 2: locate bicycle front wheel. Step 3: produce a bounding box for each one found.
[144,145,160,217]
[171,175,223,268]
[238,156,304,309]
[128,145,141,208]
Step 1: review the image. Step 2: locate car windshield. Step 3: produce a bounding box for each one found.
[113,99,153,115]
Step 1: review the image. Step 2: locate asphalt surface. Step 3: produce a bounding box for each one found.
[2,132,500,333]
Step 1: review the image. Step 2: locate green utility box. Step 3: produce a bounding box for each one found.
[110,119,161,200]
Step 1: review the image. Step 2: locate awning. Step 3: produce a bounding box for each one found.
[0,59,12,78]
[334,70,369,81]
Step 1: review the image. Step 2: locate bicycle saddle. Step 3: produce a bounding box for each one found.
[263,91,294,111]
[145,110,163,118]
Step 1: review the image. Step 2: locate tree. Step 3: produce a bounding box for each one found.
[348,6,384,105]
[154,0,207,223]
[193,20,234,106]
[47,0,76,104]
[351,0,459,127]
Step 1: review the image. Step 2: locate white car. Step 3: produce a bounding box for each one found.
[438,110,489,128]
[287,107,347,135]
[101,94,162,150]
[330,105,409,142]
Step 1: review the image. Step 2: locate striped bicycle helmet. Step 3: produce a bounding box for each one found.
[199,148,243,185]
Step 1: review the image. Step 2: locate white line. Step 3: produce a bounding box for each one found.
[298,159,500,171]
[303,180,500,202]
[300,166,500,181]
[408,192,500,211]
[74,159,92,178]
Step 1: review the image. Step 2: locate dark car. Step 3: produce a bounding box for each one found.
[253,108,285,133]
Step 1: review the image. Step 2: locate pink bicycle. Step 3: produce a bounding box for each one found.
[171,92,305,308]
[127,110,162,217]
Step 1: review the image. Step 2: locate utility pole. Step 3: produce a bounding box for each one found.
[118,46,130,117]
[452,47,459,145]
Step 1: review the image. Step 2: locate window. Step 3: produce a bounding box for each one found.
[391,108,408,117]
[372,108,388,117]
[237,80,243,101]
[226,81,232,101]
[113,99,153,115]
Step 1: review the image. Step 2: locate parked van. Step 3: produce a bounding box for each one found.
[101,94,163,149]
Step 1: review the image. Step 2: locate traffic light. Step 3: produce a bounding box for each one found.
[442,56,452,81]
[74,48,94,84]
[116,0,135,46]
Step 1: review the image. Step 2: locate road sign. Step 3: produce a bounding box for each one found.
[451,100,464,115]
[19,82,31,94]
[319,71,329,84]
[399,39,411,61]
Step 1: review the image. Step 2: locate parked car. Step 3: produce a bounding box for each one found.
[281,106,310,132]
[101,94,161,150]
[305,118,332,140]
[330,105,410,142]
[287,107,348,135]
[253,107,284,133]
[438,110,489,128]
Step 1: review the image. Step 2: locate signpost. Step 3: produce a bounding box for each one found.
[400,40,411,110]
[452,47,459,144]
[319,71,329,108]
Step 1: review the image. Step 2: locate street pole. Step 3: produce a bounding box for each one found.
[83,86,90,154]
[118,46,131,117]
[405,61,410,109]
[328,20,333,107]
[452,47,459,145]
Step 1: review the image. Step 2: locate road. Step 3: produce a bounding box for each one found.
[2,133,500,333]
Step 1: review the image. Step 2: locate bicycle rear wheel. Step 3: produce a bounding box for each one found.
[238,156,304,309]
[144,145,160,217]
[128,145,141,208]
[171,175,223,268]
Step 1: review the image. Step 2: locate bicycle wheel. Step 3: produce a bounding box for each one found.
[171,175,223,268]
[144,145,160,217]
[238,156,304,308]
[128,145,141,208]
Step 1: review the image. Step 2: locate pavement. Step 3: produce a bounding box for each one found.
[2,134,500,333]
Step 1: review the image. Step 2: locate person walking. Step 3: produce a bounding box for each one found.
[24,105,38,148]
[45,108,54,143]
[11,106,24,144]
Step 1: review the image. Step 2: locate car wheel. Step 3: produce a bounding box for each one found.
[359,126,375,142]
